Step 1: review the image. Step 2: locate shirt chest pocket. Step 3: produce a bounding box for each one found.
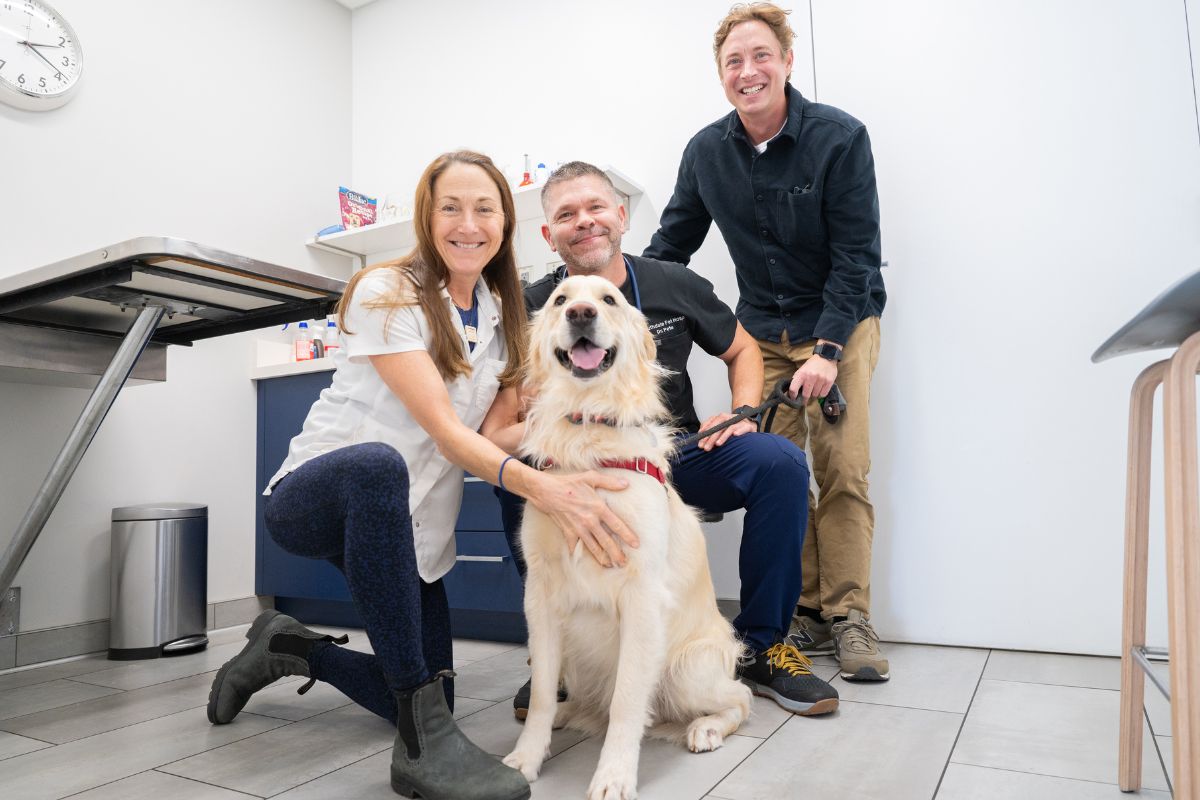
[769,187,824,248]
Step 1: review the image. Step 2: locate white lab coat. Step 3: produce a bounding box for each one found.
[266,267,507,582]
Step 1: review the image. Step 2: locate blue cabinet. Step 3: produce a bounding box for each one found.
[255,371,526,642]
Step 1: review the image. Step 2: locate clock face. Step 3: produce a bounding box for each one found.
[0,0,82,111]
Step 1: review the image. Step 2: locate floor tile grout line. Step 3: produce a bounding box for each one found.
[943,759,1174,793]
[984,676,1126,692]
[0,727,58,747]
[54,766,267,800]
[694,732,769,800]
[3,687,487,761]
[259,745,392,798]
[66,668,224,691]
[930,647,991,799]
[833,697,972,717]
[0,671,234,734]
[10,706,294,762]
[0,672,228,727]
[1146,705,1173,796]
[55,767,166,800]
[154,713,311,778]
[161,768,269,799]
[0,656,114,687]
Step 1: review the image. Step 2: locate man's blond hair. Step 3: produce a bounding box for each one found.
[713,2,794,74]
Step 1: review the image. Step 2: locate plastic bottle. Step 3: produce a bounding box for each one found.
[293,321,313,362]
[310,321,326,359]
[324,318,341,354]
[535,162,548,184]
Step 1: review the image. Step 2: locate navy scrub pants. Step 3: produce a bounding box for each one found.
[499,431,808,652]
[265,442,454,723]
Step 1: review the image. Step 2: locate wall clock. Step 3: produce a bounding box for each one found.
[0,0,83,111]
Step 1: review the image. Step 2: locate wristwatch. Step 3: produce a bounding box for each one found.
[813,342,843,362]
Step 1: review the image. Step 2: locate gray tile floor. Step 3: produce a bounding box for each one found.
[0,625,1175,799]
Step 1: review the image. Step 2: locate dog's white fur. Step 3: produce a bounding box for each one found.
[503,275,752,800]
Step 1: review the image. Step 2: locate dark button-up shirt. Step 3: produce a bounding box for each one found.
[644,84,886,346]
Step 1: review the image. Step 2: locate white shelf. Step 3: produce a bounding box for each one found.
[305,166,643,264]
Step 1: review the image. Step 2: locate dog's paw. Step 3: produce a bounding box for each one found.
[502,748,545,782]
[586,763,638,800]
[686,721,725,753]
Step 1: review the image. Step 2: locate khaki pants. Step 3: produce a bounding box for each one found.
[758,317,881,618]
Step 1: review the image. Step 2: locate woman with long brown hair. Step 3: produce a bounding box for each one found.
[205,151,638,800]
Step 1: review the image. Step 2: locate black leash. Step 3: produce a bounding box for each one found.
[678,378,846,449]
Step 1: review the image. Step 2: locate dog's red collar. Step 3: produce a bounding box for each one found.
[564,412,618,426]
[598,457,666,484]
[542,456,667,485]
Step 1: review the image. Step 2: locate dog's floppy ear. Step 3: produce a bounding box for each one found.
[524,305,554,387]
[641,323,657,364]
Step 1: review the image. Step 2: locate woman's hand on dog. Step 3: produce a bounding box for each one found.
[695,413,759,451]
[530,470,640,568]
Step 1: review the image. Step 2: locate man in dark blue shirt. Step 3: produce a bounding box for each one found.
[492,162,840,719]
[644,2,889,681]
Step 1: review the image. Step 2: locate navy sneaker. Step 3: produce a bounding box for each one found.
[737,641,839,716]
[513,677,568,721]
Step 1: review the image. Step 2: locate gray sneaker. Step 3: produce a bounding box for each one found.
[832,610,890,681]
[787,613,834,655]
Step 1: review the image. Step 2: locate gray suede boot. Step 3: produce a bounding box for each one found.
[392,671,530,800]
[207,609,348,724]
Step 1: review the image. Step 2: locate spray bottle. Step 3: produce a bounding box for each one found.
[518,153,533,187]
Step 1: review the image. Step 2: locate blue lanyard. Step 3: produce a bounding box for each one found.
[455,290,479,351]
[622,254,642,311]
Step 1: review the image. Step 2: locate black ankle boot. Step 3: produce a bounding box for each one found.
[207,609,348,724]
[391,671,529,800]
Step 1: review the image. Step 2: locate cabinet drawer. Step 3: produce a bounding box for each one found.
[455,478,504,531]
[445,530,523,613]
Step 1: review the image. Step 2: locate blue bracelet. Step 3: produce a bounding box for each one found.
[498,455,516,493]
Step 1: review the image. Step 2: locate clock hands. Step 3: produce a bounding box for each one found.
[22,40,61,74]
[22,40,63,49]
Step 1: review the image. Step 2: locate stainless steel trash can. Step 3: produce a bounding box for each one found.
[109,503,209,660]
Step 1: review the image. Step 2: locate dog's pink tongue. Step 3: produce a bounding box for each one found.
[570,342,606,370]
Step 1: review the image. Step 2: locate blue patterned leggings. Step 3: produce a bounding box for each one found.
[264,442,454,722]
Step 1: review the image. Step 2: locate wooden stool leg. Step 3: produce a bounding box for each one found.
[1163,331,1200,800]
[1120,360,1168,791]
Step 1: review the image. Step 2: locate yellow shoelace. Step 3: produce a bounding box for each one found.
[764,642,815,677]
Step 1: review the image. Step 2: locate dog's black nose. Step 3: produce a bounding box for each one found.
[565,302,596,325]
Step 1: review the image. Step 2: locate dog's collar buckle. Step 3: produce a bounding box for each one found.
[596,456,667,485]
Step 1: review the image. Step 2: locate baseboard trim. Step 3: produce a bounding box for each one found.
[0,595,274,671]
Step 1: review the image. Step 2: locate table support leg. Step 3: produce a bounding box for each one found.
[0,305,166,622]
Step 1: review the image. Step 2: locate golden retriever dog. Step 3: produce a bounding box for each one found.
[503,275,752,800]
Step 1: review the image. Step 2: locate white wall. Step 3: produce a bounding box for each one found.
[0,0,352,630]
[351,0,1200,655]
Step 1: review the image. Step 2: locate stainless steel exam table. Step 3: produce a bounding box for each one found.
[0,237,345,629]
